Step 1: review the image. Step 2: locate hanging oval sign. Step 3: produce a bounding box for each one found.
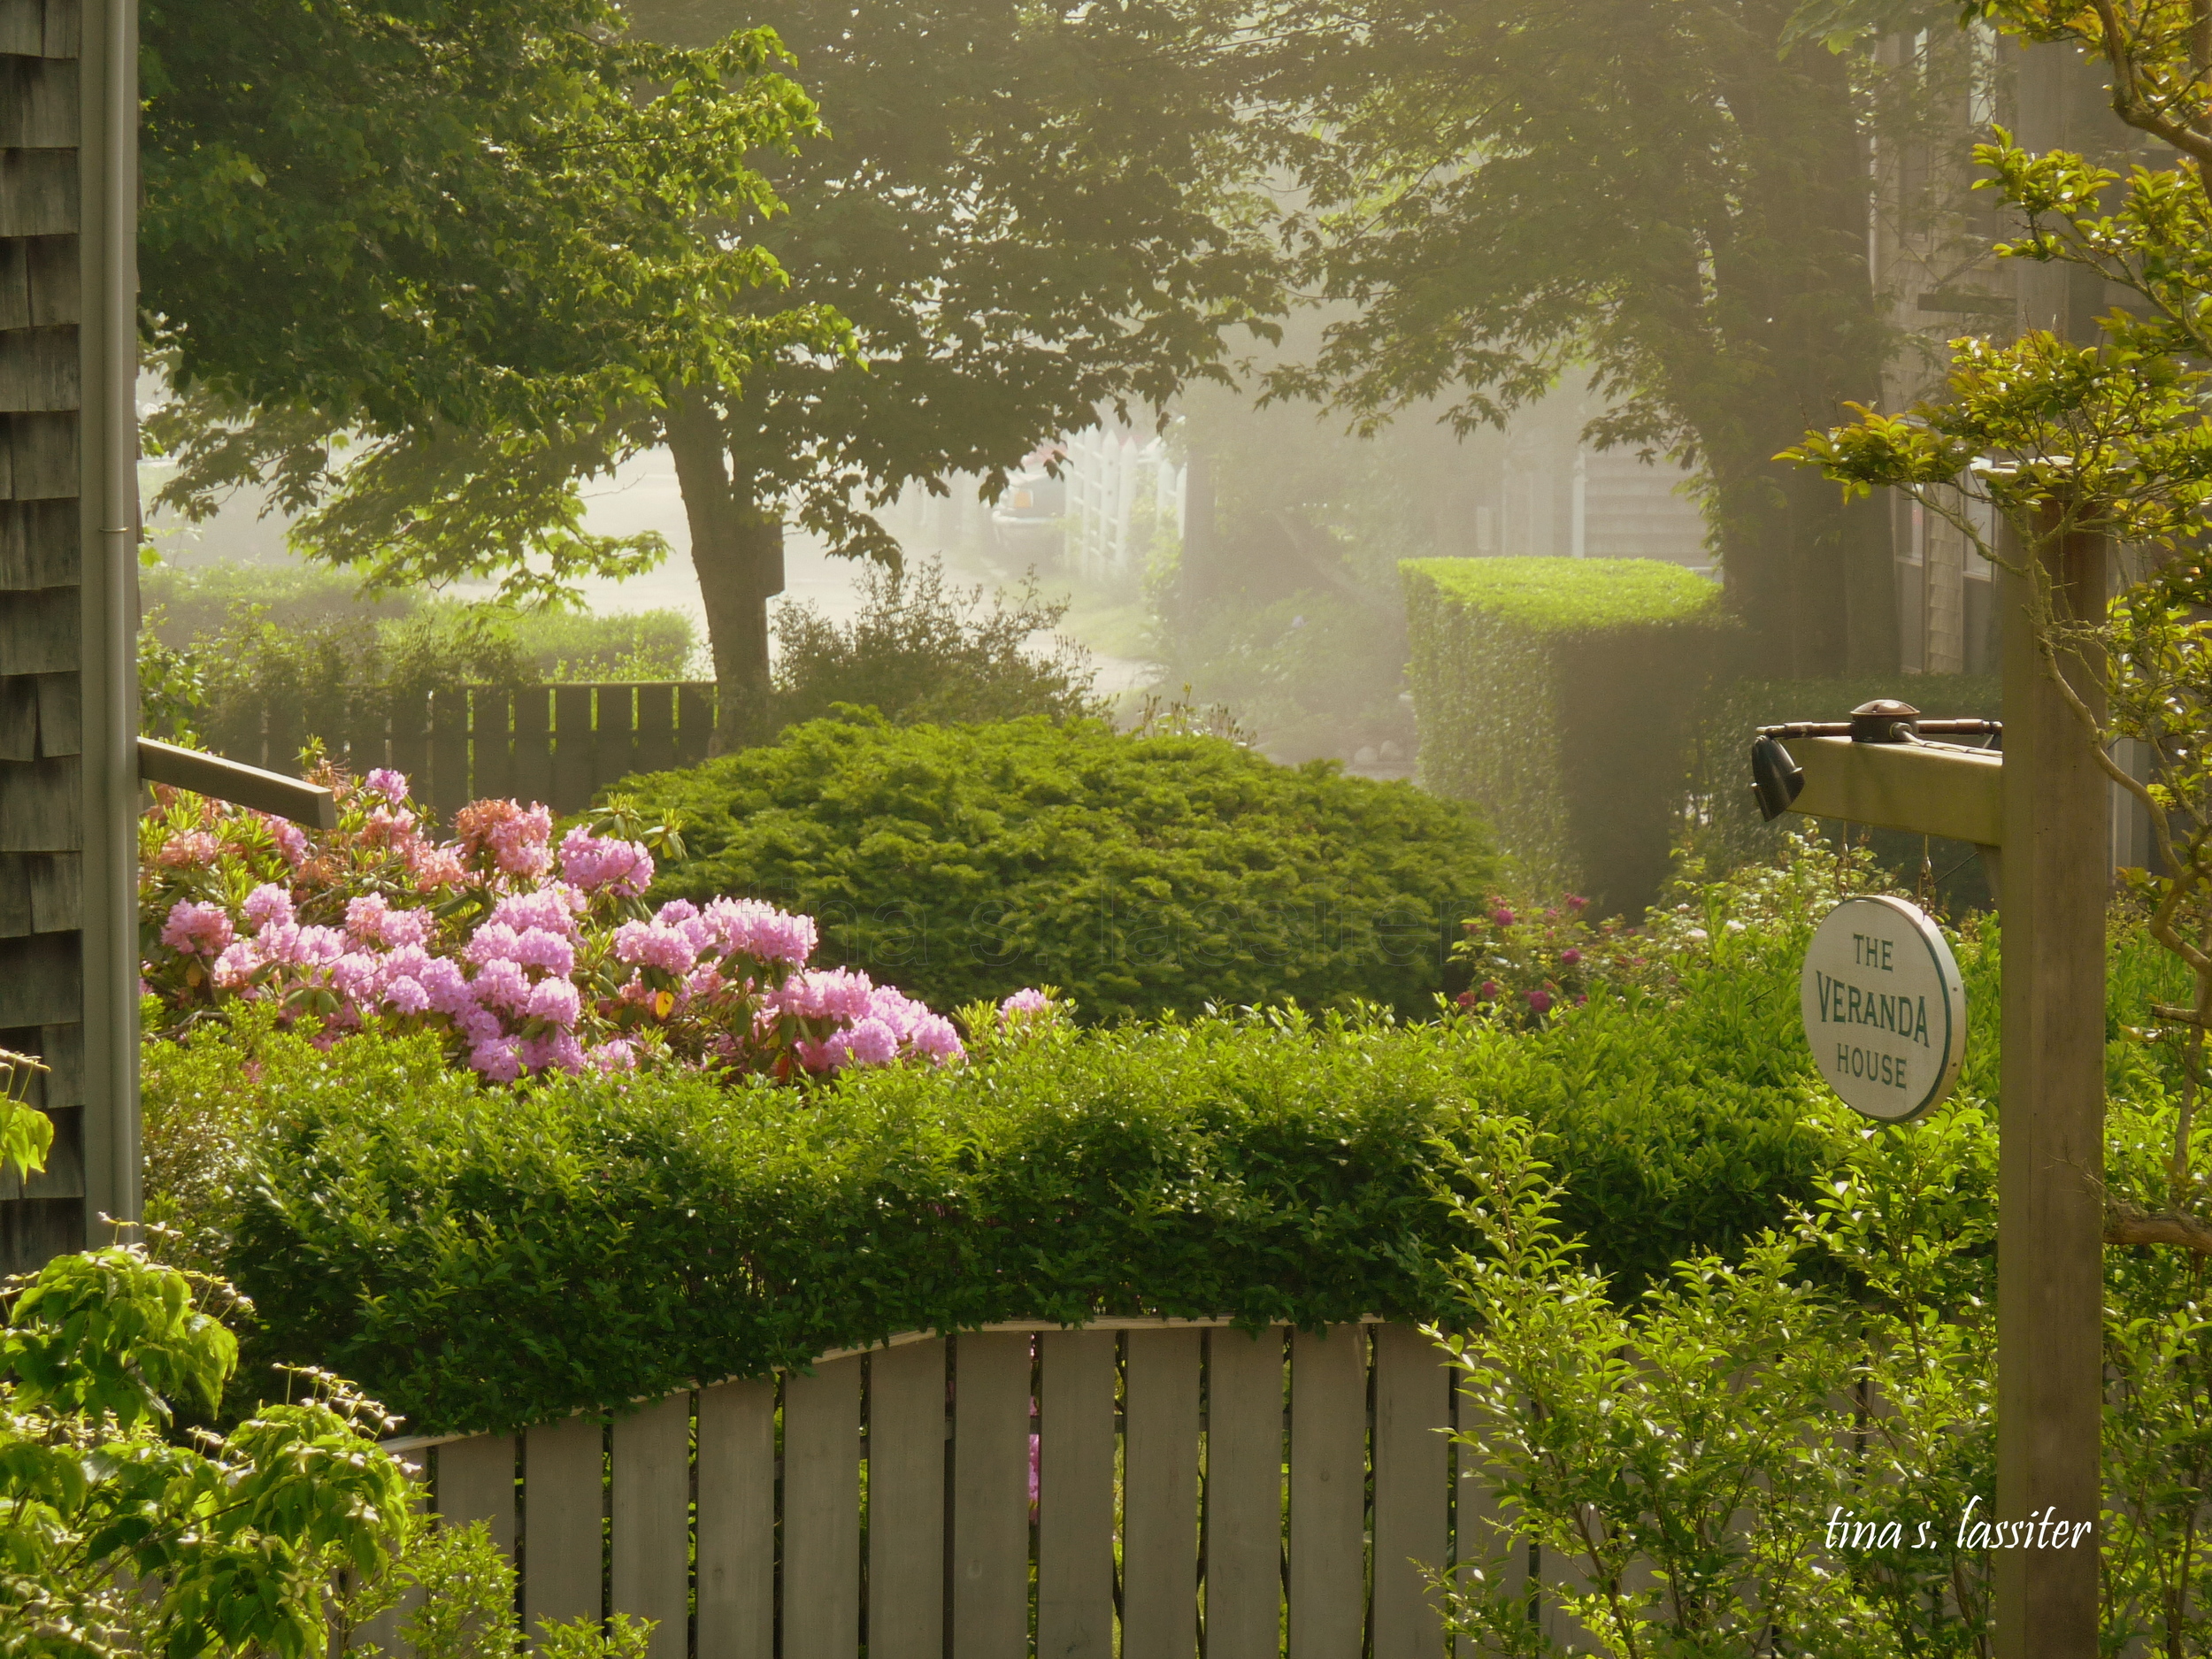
[1800,895,1967,1123]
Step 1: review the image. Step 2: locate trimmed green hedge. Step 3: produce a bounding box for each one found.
[1402,557,1739,916]
[1684,673,2002,902]
[159,908,1843,1435]
[622,712,1496,1021]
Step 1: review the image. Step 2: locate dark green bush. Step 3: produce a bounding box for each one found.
[1402,557,1740,916]
[624,712,1497,1020]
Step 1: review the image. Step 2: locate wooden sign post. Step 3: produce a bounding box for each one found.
[1993,526,2105,1659]
[1763,526,2108,1657]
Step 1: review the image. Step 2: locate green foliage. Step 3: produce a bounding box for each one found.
[211,1013,1495,1433]
[1435,1102,2003,1655]
[138,572,703,771]
[0,1048,54,1187]
[1249,0,1906,676]
[626,712,1495,1020]
[143,562,699,681]
[770,560,1102,731]
[333,1522,649,1659]
[1402,557,1739,915]
[0,1248,415,1659]
[155,864,1866,1433]
[1413,555,1727,634]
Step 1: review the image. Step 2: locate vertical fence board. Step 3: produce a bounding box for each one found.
[635,683,676,776]
[1204,1329,1285,1659]
[1038,1330,1118,1659]
[597,683,639,791]
[514,687,554,807]
[868,1339,949,1659]
[1288,1326,1367,1659]
[785,1356,862,1659]
[1122,1330,1200,1659]
[435,1434,518,1560]
[389,694,430,807]
[674,683,713,767]
[351,1469,428,1656]
[1371,1325,1450,1659]
[1452,1361,1525,1659]
[524,1414,605,1643]
[551,685,594,812]
[472,687,514,805]
[265,699,301,779]
[612,1394,692,1659]
[696,1379,776,1659]
[428,689,468,825]
[952,1332,1033,1658]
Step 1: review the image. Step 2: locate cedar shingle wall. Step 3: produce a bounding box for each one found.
[0,0,88,1270]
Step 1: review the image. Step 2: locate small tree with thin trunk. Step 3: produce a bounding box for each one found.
[1791,4,2212,1247]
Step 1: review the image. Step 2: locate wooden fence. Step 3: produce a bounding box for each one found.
[361,1318,1553,1659]
[200,681,718,819]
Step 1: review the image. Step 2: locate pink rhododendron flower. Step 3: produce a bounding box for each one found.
[252,814,311,869]
[588,1039,639,1071]
[457,800,555,879]
[469,1036,524,1083]
[1491,907,1517,928]
[695,897,817,966]
[407,843,467,890]
[158,832,221,870]
[1525,988,1553,1014]
[768,967,878,1024]
[211,942,262,989]
[519,1031,587,1074]
[1000,987,1050,1018]
[558,826,655,896]
[470,958,531,1013]
[613,918,699,976]
[1479,979,1501,1000]
[359,807,421,851]
[526,977,582,1027]
[489,886,585,939]
[365,768,410,804]
[833,1017,901,1067]
[243,884,296,931]
[1559,948,1583,965]
[160,900,234,956]
[384,975,431,1015]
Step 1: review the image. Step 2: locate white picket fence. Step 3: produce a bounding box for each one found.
[361,1317,1545,1659]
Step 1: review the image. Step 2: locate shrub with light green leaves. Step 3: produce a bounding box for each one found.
[155,872,1853,1435]
[622,710,1497,1020]
[1402,557,1739,915]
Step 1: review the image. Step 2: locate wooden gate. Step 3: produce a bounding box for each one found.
[369,1318,1494,1659]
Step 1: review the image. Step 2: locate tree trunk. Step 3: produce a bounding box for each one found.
[663,387,785,752]
[1702,3,1899,681]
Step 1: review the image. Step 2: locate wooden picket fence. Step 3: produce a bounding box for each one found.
[363,1318,1548,1659]
[201,681,719,819]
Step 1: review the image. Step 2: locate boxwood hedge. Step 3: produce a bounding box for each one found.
[162,910,1844,1436]
[618,711,1497,1021]
[1402,557,1740,915]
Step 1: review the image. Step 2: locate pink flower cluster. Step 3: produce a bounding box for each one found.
[143,764,971,1087]
[558,826,654,896]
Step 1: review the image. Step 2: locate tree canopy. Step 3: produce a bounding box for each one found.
[139,0,849,606]
[1240,0,1931,676]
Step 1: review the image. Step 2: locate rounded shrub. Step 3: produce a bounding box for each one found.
[623,712,1497,1019]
